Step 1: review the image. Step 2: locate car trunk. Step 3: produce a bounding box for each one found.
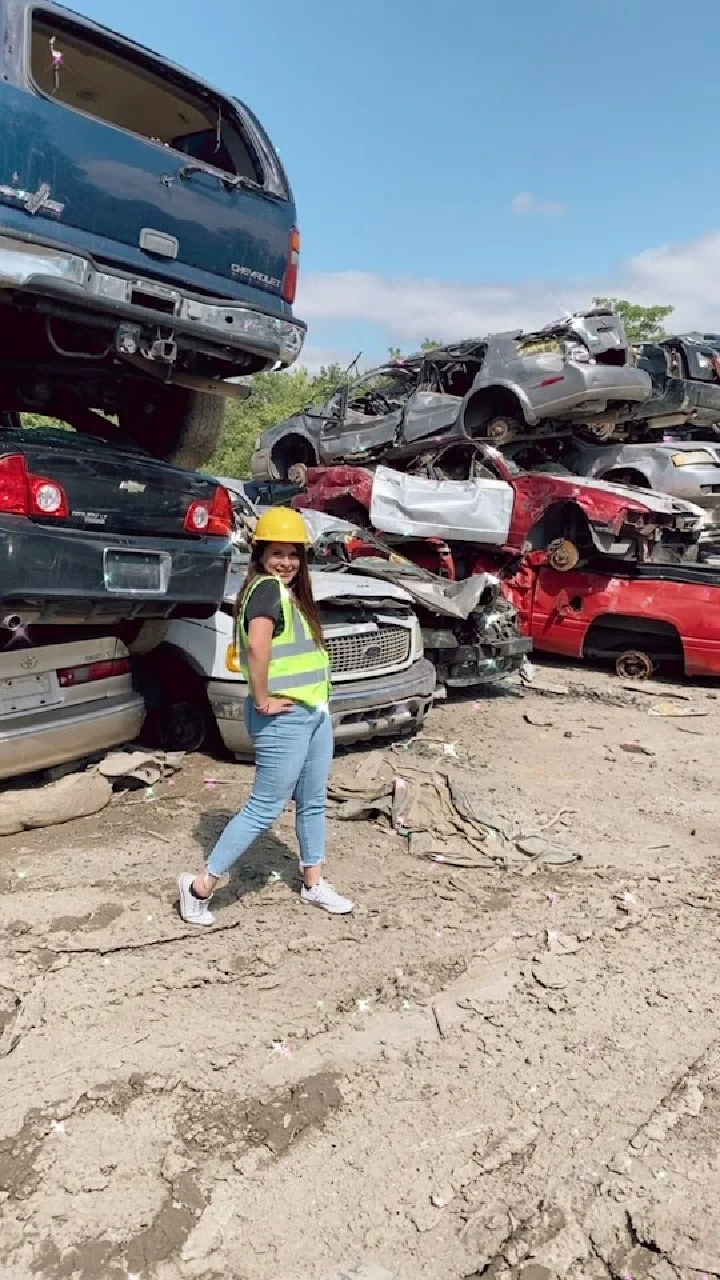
[0,427,222,537]
[0,7,294,307]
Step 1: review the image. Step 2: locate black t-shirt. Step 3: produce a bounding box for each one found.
[242,578,284,638]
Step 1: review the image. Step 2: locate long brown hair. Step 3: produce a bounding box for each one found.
[234,543,326,649]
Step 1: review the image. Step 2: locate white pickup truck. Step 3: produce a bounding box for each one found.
[136,558,436,756]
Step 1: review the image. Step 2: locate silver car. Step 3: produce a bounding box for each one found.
[554,439,720,522]
[0,635,146,780]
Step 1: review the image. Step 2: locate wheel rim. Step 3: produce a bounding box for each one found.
[615,650,654,680]
[485,417,516,445]
[578,422,617,443]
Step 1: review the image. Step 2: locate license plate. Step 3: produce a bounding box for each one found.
[0,672,61,716]
[103,548,171,595]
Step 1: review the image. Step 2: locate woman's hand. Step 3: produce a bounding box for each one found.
[254,696,294,715]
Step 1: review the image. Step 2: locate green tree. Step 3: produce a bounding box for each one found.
[206,364,345,479]
[387,338,442,360]
[592,297,674,343]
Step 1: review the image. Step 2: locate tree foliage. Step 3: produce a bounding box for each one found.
[206,364,345,479]
[592,297,674,343]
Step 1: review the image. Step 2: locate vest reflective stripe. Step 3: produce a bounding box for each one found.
[238,574,330,707]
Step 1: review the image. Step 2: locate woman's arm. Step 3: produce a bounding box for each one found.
[246,616,292,714]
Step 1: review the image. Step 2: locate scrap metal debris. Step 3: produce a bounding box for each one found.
[327,755,581,869]
[0,749,184,833]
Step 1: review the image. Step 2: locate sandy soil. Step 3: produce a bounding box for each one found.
[1,658,720,1280]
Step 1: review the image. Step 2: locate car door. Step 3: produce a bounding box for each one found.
[319,369,412,464]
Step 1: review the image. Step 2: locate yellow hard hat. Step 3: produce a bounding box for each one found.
[253,507,311,546]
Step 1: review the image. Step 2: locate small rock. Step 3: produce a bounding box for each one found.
[233,1149,262,1176]
[532,958,568,990]
[451,1160,482,1191]
[430,1184,455,1209]
[644,1120,666,1143]
[546,930,581,956]
[410,1200,440,1233]
[684,1084,704,1116]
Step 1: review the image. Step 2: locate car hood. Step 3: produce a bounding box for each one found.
[526,469,706,523]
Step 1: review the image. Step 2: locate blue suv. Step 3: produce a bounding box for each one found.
[0,1,306,465]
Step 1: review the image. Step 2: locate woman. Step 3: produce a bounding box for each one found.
[178,507,353,924]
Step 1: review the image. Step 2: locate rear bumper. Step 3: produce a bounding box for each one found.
[0,233,306,368]
[0,691,146,781]
[629,378,720,427]
[0,515,231,624]
[537,366,652,420]
[209,658,437,756]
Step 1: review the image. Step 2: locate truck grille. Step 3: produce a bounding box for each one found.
[327,626,410,676]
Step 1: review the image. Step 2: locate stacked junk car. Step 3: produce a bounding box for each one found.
[2,0,720,785]
[0,0,311,781]
[251,308,720,684]
[0,0,526,785]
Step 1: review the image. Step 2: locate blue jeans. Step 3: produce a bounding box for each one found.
[206,701,333,877]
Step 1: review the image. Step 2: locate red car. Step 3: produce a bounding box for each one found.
[470,550,720,679]
[295,443,704,569]
[294,453,720,679]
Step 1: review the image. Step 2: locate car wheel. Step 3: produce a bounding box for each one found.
[574,422,619,444]
[163,389,226,469]
[157,700,207,753]
[615,649,654,680]
[479,415,523,445]
[288,462,308,486]
[119,386,226,469]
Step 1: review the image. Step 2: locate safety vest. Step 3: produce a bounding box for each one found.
[238,574,330,708]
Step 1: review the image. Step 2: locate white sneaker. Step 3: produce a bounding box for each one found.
[300,878,354,915]
[178,873,215,926]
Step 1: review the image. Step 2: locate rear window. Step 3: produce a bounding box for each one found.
[30,13,262,184]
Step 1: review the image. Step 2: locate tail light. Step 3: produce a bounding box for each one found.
[57,657,131,688]
[184,485,234,537]
[0,453,69,518]
[282,226,300,305]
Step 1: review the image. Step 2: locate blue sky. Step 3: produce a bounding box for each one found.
[74,0,720,366]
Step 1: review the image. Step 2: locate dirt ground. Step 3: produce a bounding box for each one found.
[1,657,720,1280]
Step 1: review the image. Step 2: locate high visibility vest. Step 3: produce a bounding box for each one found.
[238,574,331,708]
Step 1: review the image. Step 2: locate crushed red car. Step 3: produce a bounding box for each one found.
[293,449,720,679]
[295,442,707,567]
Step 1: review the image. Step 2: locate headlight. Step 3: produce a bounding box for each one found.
[671,451,715,467]
[226,644,242,672]
[411,616,424,658]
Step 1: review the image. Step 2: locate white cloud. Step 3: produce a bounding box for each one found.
[297,229,720,348]
[511,191,567,218]
[297,343,357,375]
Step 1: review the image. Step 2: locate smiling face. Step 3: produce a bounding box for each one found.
[260,540,302,586]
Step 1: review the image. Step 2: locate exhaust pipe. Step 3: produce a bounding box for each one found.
[2,614,24,631]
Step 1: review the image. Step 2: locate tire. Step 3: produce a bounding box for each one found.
[164,389,226,469]
[119,386,226,469]
[471,413,523,446]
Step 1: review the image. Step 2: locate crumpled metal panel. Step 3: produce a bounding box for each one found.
[370,465,514,545]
